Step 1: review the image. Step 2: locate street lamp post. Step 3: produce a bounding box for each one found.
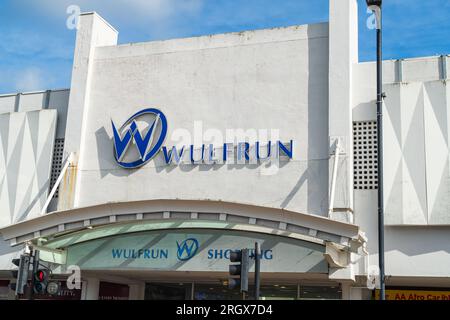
[366,0,385,301]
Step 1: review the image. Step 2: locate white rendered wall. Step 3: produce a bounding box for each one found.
[353,58,450,225]
[353,56,450,280]
[61,12,118,210]
[328,0,358,222]
[69,20,332,218]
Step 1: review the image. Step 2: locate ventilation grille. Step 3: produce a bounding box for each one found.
[353,121,378,190]
[49,138,65,198]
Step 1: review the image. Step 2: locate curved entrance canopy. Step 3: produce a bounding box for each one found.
[63,228,328,274]
[0,199,365,273]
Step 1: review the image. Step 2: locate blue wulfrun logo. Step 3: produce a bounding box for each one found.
[176,238,199,261]
[111,108,168,168]
[112,108,294,169]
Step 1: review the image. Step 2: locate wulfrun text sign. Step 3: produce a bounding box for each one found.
[112,108,294,169]
[66,230,327,273]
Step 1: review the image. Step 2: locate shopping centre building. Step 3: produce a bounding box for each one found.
[0,0,450,300]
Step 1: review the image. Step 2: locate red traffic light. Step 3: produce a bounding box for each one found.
[34,269,48,282]
[34,269,49,294]
[37,270,45,281]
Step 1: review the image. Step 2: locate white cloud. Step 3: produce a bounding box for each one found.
[14,68,47,92]
[16,0,204,23]
[114,0,203,20]
[12,0,205,41]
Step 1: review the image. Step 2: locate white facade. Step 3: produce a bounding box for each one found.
[0,0,449,300]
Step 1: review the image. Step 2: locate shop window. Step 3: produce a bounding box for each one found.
[259,285,298,300]
[300,285,342,300]
[0,280,10,300]
[99,282,129,300]
[145,283,192,300]
[194,283,242,300]
[144,282,341,300]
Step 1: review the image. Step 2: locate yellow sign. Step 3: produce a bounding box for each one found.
[375,289,450,300]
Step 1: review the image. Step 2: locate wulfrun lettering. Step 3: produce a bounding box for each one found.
[112,108,294,169]
[162,140,293,165]
[112,248,169,259]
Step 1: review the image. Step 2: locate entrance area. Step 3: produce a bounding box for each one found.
[144,282,342,300]
[80,269,344,300]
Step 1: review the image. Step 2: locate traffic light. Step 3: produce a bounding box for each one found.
[228,248,249,292]
[33,269,49,294]
[10,254,30,295]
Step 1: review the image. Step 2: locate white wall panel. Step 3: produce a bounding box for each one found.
[0,95,16,114]
[384,83,427,224]
[383,84,402,224]
[403,57,441,83]
[18,92,46,112]
[383,81,450,225]
[0,110,56,228]
[424,81,450,224]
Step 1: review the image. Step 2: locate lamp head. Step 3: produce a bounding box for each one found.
[366,0,382,7]
[367,0,382,29]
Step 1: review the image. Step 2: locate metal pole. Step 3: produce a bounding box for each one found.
[254,242,260,300]
[30,249,39,300]
[376,16,385,300]
[26,248,33,300]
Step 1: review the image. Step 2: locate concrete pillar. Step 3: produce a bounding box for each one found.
[341,283,364,300]
[84,278,100,300]
[129,283,146,300]
[59,12,118,210]
[328,0,359,223]
[341,282,351,300]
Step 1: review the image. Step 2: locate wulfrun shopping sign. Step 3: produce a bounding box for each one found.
[112,108,294,169]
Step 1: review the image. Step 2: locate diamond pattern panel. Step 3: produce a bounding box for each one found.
[384,81,450,225]
[0,110,56,227]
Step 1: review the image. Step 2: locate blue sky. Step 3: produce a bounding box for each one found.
[0,0,449,94]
